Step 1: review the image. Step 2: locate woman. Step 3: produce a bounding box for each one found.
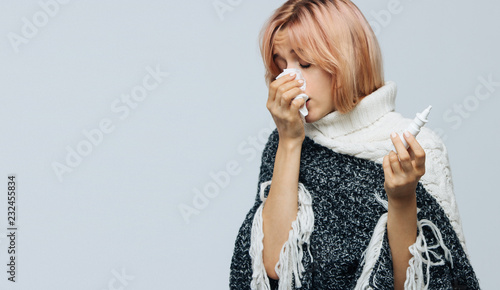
[230,0,479,289]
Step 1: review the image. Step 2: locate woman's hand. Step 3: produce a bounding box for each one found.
[267,73,307,147]
[382,131,426,204]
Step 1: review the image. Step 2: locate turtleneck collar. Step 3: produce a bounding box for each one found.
[304,81,397,139]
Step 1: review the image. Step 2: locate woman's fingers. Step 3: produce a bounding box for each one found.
[269,73,296,102]
[390,132,413,173]
[291,95,306,110]
[276,79,304,105]
[386,131,426,176]
[266,73,307,144]
[269,73,301,102]
[383,154,394,180]
[279,87,305,107]
[384,131,427,200]
[407,146,416,160]
[269,75,306,112]
[388,150,403,175]
[403,131,426,174]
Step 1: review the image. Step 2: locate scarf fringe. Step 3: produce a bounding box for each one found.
[356,194,452,289]
[404,219,453,290]
[249,181,272,290]
[355,212,388,289]
[249,180,314,290]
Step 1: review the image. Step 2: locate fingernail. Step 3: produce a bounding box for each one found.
[404,131,411,138]
[289,73,296,77]
[298,79,304,84]
[391,132,397,138]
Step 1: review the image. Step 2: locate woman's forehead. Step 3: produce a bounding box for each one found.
[272,28,291,54]
[272,28,305,59]
[274,27,288,43]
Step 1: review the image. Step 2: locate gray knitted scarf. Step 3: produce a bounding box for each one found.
[229,129,480,289]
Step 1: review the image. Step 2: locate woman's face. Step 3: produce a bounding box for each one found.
[272,28,336,123]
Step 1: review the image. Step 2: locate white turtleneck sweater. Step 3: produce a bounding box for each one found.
[303,80,468,258]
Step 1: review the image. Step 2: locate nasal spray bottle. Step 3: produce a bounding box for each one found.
[392,105,432,151]
[276,68,309,117]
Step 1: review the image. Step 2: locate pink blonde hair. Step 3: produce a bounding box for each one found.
[259,0,385,113]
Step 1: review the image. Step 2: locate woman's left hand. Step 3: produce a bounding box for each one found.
[382,131,426,203]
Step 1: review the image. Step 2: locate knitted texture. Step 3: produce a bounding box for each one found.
[303,81,469,259]
[230,81,479,289]
[229,129,480,289]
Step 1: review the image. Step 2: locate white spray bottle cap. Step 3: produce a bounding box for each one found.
[393,105,432,150]
[415,105,432,127]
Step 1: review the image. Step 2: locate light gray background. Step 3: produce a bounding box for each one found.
[0,0,498,289]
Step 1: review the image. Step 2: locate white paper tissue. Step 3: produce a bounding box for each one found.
[275,68,309,117]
